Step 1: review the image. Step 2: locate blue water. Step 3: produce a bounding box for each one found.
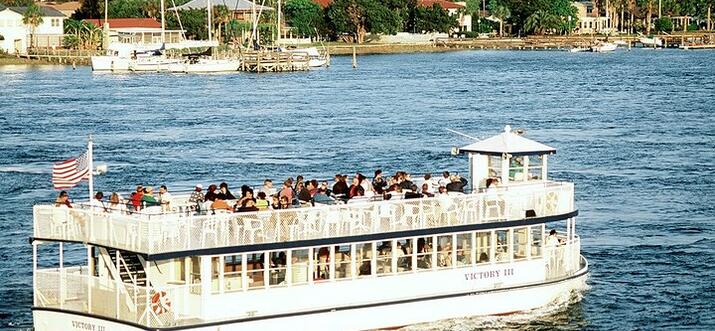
[1,49,714,330]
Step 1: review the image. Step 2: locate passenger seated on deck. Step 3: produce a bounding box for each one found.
[279,180,293,202]
[205,184,219,202]
[278,196,292,209]
[485,178,500,192]
[55,190,72,208]
[255,192,269,210]
[189,184,205,211]
[270,196,280,209]
[141,187,160,208]
[236,199,260,213]
[91,192,106,212]
[313,187,334,204]
[421,183,434,198]
[130,185,144,211]
[372,169,387,194]
[546,229,560,247]
[217,182,236,200]
[320,181,332,196]
[446,175,468,193]
[236,189,255,208]
[108,192,125,214]
[348,176,365,199]
[332,174,349,197]
[261,179,276,197]
[478,252,489,263]
[297,181,311,203]
[404,185,422,199]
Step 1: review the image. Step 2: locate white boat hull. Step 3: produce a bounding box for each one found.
[168,60,241,73]
[308,58,328,67]
[33,258,588,331]
[129,58,183,72]
[591,43,617,53]
[91,56,131,72]
[640,37,663,47]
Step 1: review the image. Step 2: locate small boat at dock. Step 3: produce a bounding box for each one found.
[591,42,617,53]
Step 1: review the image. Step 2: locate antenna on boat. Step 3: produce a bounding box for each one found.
[445,128,479,141]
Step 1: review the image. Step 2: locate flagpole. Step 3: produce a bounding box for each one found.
[88,134,94,203]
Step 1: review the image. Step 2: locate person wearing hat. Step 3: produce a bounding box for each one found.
[141,186,160,207]
[189,184,205,212]
[446,174,468,193]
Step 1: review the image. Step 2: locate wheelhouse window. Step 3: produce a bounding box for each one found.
[314,246,331,281]
[456,233,472,266]
[224,254,243,292]
[246,253,265,289]
[291,249,309,285]
[376,240,392,275]
[334,245,352,279]
[396,239,413,272]
[495,230,510,262]
[513,227,528,260]
[269,251,287,286]
[531,225,543,258]
[509,156,525,181]
[416,237,433,270]
[476,231,491,263]
[211,257,221,293]
[527,155,544,180]
[437,235,453,268]
[356,242,373,277]
[487,155,503,179]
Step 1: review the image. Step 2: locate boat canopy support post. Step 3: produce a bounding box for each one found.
[32,241,37,307]
[200,256,211,317]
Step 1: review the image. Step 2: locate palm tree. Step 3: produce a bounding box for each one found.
[213,5,232,43]
[22,3,44,49]
[491,5,510,36]
[637,0,656,35]
[525,10,558,35]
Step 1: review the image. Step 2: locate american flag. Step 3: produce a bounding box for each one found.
[52,150,90,190]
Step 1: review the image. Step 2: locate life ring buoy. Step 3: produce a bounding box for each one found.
[151,290,171,315]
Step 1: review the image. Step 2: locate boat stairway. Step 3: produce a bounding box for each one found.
[105,248,149,287]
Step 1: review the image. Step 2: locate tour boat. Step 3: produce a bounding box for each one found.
[31,126,588,330]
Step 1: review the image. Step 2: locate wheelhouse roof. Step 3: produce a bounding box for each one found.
[460,126,556,156]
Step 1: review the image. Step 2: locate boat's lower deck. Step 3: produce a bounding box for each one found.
[33,255,588,331]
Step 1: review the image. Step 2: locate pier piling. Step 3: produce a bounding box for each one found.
[352,46,357,69]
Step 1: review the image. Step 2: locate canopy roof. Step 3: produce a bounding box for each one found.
[171,0,273,11]
[460,126,556,156]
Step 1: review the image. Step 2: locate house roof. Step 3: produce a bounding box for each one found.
[460,126,556,156]
[418,0,465,10]
[171,0,273,11]
[312,0,464,9]
[83,18,162,29]
[46,1,81,15]
[5,5,66,17]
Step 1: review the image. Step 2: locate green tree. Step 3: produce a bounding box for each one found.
[73,0,101,19]
[327,0,401,43]
[213,5,232,42]
[653,17,673,32]
[489,0,510,36]
[0,0,33,6]
[22,3,43,48]
[524,9,558,34]
[413,4,457,33]
[637,0,655,34]
[166,8,207,40]
[284,0,324,38]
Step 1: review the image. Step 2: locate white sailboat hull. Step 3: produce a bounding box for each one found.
[591,43,617,53]
[168,59,241,73]
[129,58,183,72]
[91,56,131,72]
[639,37,663,47]
[308,58,328,67]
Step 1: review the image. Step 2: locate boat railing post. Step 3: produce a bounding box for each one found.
[59,242,64,309]
[32,242,37,307]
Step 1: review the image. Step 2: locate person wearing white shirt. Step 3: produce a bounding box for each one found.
[438,171,451,188]
[261,179,277,197]
[158,185,173,212]
[90,192,106,212]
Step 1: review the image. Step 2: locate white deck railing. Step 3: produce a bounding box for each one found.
[33,182,575,255]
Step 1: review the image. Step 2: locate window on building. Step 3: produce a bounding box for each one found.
[587,6,593,14]
[396,239,413,272]
[246,253,265,289]
[495,229,510,262]
[334,245,352,279]
[416,237,433,270]
[376,240,392,275]
[513,227,528,260]
[51,18,60,27]
[437,235,453,268]
[476,231,491,263]
[224,254,243,292]
[456,233,473,267]
[356,242,373,277]
[291,249,309,285]
[531,225,543,258]
[268,251,287,287]
[313,246,331,281]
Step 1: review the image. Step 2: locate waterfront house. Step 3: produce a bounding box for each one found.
[83,18,184,45]
[170,0,274,22]
[46,1,81,18]
[573,0,609,34]
[0,4,65,54]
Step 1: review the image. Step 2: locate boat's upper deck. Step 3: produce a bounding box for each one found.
[33,180,575,257]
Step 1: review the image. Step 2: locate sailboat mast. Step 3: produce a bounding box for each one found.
[161,0,166,44]
[208,0,212,42]
[277,0,281,44]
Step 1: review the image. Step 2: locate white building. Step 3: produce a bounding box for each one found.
[573,0,609,34]
[0,4,65,54]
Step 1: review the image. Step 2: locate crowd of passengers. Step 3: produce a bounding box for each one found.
[54,170,484,215]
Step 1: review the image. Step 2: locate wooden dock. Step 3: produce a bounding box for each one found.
[20,48,101,65]
[239,50,310,72]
